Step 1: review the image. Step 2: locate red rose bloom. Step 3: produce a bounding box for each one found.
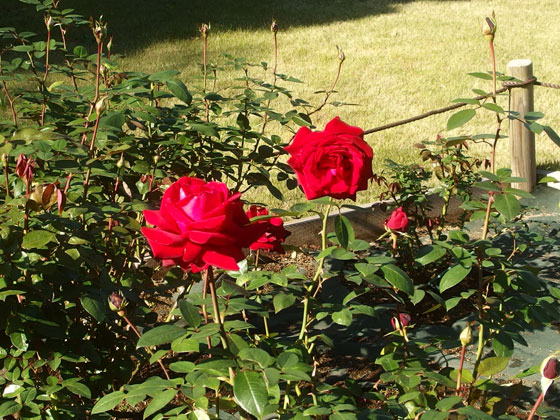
[246,205,291,253]
[284,117,373,200]
[384,207,409,233]
[141,177,266,272]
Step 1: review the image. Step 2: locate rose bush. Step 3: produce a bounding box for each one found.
[284,116,374,200]
[384,206,409,232]
[246,205,291,253]
[142,177,266,272]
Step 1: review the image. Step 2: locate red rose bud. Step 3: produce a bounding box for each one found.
[246,205,291,254]
[391,313,411,330]
[108,291,127,315]
[482,12,497,41]
[15,154,34,182]
[285,117,373,201]
[141,177,267,272]
[270,19,278,33]
[200,23,210,38]
[542,357,559,380]
[384,207,409,233]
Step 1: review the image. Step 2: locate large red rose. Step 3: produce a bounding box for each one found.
[141,177,266,272]
[246,205,291,253]
[284,117,374,200]
[384,207,409,233]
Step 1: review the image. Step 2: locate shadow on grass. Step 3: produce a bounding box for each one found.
[3,0,466,54]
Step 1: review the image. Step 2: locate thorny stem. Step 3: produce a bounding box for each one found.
[527,392,544,420]
[260,26,278,136]
[202,269,211,349]
[308,53,343,117]
[81,41,103,145]
[122,314,170,380]
[471,254,486,382]
[456,345,466,395]
[299,204,332,343]
[58,26,79,93]
[3,159,10,199]
[0,57,18,127]
[40,27,51,126]
[82,110,102,201]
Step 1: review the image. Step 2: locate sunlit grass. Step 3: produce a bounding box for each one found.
[2,0,560,206]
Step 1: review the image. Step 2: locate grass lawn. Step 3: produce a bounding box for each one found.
[3,0,560,205]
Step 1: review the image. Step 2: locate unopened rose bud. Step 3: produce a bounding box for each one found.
[116,153,124,169]
[108,291,127,316]
[95,96,107,115]
[542,356,560,380]
[391,313,411,330]
[153,155,160,165]
[460,324,472,346]
[107,36,113,52]
[270,19,278,33]
[336,45,345,63]
[45,15,53,30]
[1,153,7,167]
[200,23,210,38]
[482,12,497,41]
[92,16,107,43]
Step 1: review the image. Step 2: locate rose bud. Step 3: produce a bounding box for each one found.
[337,45,345,63]
[482,13,497,41]
[384,207,409,233]
[391,313,411,330]
[108,291,127,316]
[460,324,472,347]
[44,15,53,30]
[285,117,373,201]
[15,154,34,182]
[270,19,278,33]
[200,23,210,38]
[246,205,291,254]
[95,96,107,115]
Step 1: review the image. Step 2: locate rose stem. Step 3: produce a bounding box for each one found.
[202,268,212,349]
[300,204,331,342]
[3,157,10,199]
[207,266,228,350]
[82,109,102,201]
[40,22,51,126]
[121,314,170,380]
[254,249,270,337]
[456,345,466,395]
[81,38,103,145]
[0,57,18,127]
[527,393,544,420]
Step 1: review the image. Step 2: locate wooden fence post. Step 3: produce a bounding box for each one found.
[506,59,536,192]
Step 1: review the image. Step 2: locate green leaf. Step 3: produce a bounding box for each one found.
[435,395,463,411]
[494,193,520,220]
[238,348,274,368]
[179,300,201,328]
[468,72,493,80]
[0,401,22,418]
[477,356,510,377]
[273,293,296,313]
[166,79,192,105]
[544,125,560,148]
[22,230,56,249]
[415,245,446,266]
[80,294,107,323]
[482,103,504,113]
[148,69,180,82]
[137,325,186,348]
[420,410,450,420]
[380,264,413,295]
[447,109,476,131]
[332,308,352,326]
[277,352,298,370]
[169,361,195,373]
[492,334,514,358]
[91,391,126,414]
[334,214,354,249]
[143,389,178,419]
[64,380,92,399]
[439,264,472,293]
[457,405,496,420]
[233,371,268,419]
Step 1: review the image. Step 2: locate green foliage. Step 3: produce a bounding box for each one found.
[1,1,560,419]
